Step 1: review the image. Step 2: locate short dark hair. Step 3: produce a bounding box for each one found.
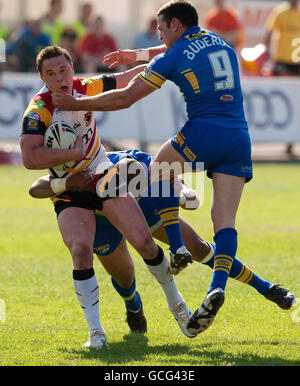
[36,45,73,74]
[157,0,198,28]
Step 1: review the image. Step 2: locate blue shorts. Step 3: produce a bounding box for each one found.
[171,121,253,182]
[93,213,124,256]
[93,196,161,256]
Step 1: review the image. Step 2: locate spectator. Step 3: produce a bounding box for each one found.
[265,0,300,157]
[72,2,93,39]
[134,18,161,49]
[0,2,8,40]
[265,0,300,76]
[41,0,65,46]
[205,0,244,52]
[6,19,51,72]
[77,16,118,73]
[60,27,82,73]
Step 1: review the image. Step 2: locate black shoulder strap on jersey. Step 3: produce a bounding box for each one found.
[102,74,117,92]
[22,116,46,136]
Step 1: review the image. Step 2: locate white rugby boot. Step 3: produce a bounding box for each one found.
[169,299,196,338]
[83,329,107,349]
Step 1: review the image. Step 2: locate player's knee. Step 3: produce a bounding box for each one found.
[211,205,227,225]
[134,234,157,260]
[69,240,93,267]
[211,206,235,231]
[211,205,219,224]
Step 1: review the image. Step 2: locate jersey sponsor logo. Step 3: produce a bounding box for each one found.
[241,165,253,173]
[81,78,94,86]
[34,100,45,111]
[26,118,40,130]
[28,119,38,128]
[27,112,41,121]
[73,122,81,130]
[175,132,185,147]
[243,89,293,129]
[84,112,92,127]
[183,146,197,162]
[22,116,46,135]
[94,244,111,254]
[220,94,234,101]
[185,30,208,40]
[144,66,152,76]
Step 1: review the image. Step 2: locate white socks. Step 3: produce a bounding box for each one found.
[144,247,183,307]
[73,268,104,332]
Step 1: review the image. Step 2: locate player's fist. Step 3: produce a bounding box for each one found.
[52,93,78,110]
[66,170,94,192]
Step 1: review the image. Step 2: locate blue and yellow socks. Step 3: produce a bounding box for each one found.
[207,228,237,294]
[111,277,142,313]
[151,180,185,254]
[203,243,271,296]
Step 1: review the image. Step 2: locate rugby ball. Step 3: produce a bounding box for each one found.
[44,121,77,149]
[44,121,77,171]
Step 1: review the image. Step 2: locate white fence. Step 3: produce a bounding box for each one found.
[0,73,299,144]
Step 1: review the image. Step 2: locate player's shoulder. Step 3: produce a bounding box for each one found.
[30,86,53,111]
[74,74,116,97]
[171,27,215,56]
[148,48,177,77]
[24,86,54,125]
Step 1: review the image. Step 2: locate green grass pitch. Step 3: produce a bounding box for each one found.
[0,163,299,366]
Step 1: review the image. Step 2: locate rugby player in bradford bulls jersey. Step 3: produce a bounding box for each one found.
[20,45,192,349]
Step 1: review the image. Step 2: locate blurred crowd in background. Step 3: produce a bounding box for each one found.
[0,0,300,76]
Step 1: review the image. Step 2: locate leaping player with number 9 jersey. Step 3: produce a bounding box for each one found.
[53,0,256,336]
[20,45,193,349]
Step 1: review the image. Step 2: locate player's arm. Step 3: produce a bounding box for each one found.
[53,76,155,112]
[29,175,53,198]
[114,64,147,89]
[103,46,166,69]
[20,134,85,170]
[29,170,94,199]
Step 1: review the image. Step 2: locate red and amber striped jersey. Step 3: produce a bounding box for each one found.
[22,75,116,178]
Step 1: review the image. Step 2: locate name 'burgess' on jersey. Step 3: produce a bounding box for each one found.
[22,75,116,178]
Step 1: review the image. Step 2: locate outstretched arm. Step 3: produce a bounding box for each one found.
[103,46,167,69]
[114,64,147,89]
[53,75,155,112]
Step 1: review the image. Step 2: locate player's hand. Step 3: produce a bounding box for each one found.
[66,169,94,192]
[52,93,78,111]
[72,135,86,161]
[103,49,137,69]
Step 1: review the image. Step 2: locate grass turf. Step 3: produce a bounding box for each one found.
[0,164,299,366]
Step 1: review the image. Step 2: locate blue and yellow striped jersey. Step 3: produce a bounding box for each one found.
[139,26,248,130]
